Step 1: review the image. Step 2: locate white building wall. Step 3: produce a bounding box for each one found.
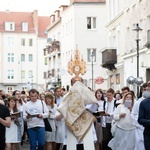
[105,0,150,92]
[123,0,150,84]
[37,37,48,92]
[61,3,108,90]
[46,20,62,89]
[0,31,47,92]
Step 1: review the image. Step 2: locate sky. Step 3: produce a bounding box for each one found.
[0,0,69,16]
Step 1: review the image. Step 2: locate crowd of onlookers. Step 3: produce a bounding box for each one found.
[0,79,150,150]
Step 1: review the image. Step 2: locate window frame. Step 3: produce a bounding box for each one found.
[8,53,14,62]
[21,38,25,46]
[22,22,28,32]
[5,22,15,31]
[87,17,97,30]
[28,54,33,62]
[6,86,14,93]
[21,70,25,79]
[29,39,33,46]
[7,70,14,79]
[7,37,14,46]
[21,54,25,62]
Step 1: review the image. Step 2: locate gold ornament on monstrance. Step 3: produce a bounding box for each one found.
[68,49,86,77]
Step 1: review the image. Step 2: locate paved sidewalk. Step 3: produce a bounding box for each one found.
[21,142,30,150]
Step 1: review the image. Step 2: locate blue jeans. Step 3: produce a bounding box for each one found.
[28,127,45,150]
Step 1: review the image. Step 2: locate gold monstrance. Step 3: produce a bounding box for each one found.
[68,49,86,77]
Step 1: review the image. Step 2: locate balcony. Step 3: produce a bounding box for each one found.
[43,40,61,57]
[47,40,60,57]
[101,48,117,70]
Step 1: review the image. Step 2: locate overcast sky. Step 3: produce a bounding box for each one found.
[0,0,69,16]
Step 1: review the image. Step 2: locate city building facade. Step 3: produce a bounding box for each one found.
[45,0,108,91]
[103,0,150,92]
[0,10,50,93]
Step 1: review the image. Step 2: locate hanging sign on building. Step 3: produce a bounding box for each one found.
[94,76,104,84]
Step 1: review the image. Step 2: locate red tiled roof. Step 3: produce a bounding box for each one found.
[0,11,35,33]
[38,16,50,37]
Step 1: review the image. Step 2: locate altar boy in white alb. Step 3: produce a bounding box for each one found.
[57,76,98,150]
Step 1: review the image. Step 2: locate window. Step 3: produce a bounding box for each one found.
[116,74,120,90]
[22,86,27,91]
[87,49,96,62]
[21,54,25,62]
[8,53,14,62]
[5,22,15,31]
[29,39,33,46]
[21,38,25,46]
[6,86,14,93]
[110,75,114,89]
[28,54,33,62]
[21,70,25,79]
[22,22,28,32]
[147,16,150,30]
[28,70,33,78]
[87,17,96,29]
[116,74,120,84]
[44,72,47,79]
[44,58,47,65]
[7,70,14,79]
[7,37,14,46]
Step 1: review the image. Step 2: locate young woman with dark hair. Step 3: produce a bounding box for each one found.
[5,96,22,150]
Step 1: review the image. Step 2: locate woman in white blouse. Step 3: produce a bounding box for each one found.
[108,92,136,150]
[45,94,57,150]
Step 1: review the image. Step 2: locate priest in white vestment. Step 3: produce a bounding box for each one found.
[57,76,98,150]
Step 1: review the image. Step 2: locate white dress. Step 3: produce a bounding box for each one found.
[45,104,57,142]
[131,97,145,150]
[55,112,66,143]
[5,110,22,143]
[55,97,66,143]
[108,105,136,150]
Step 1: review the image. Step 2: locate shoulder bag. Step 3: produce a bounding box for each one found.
[41,100,52,132]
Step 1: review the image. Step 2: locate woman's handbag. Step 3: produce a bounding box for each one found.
[41,100,52,132]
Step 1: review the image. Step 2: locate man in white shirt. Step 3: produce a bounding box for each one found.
[116,86,130,105]
[102,88,116,150]
[23,89,49,150]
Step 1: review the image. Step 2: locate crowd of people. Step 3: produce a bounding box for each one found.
[0,78,150,150]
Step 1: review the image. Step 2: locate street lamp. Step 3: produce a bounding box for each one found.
[90,51,95,91]
[133,23,142,97]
